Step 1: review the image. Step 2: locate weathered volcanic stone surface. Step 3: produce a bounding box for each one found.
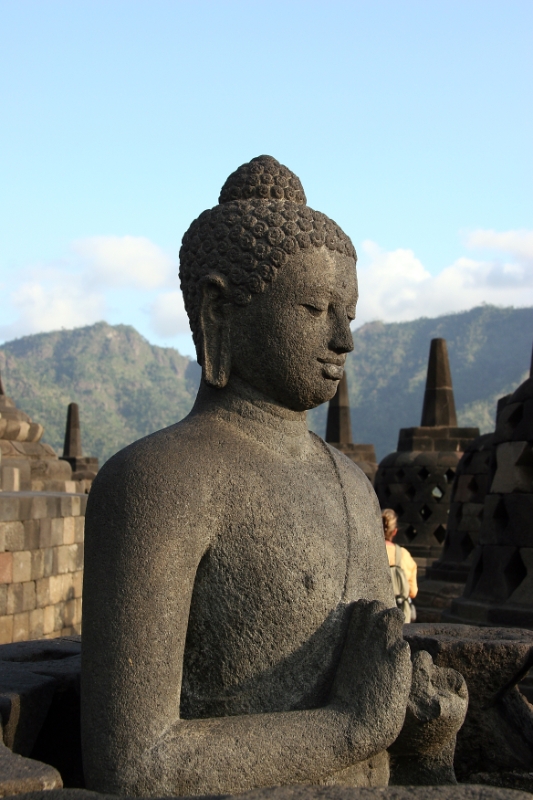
[81,157,466,796]
[0,744,62,797]
[9,785,533,800]
[404,623,533,780]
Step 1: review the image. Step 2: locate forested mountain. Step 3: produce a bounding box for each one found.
[1,305,531,464]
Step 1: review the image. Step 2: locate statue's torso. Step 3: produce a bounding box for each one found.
[180,423,391,719]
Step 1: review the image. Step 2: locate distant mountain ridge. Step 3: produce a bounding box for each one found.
[0,305,531,464]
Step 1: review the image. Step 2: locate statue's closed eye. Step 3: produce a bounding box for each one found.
[302,304,326,317]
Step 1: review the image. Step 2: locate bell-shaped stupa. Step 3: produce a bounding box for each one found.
[446,344,533,627]
[374,338,479,576]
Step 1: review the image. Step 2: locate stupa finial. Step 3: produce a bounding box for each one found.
[63,402,83,459]
[0,370,4,396]
[325,372,353,445]
[420,338,457,427]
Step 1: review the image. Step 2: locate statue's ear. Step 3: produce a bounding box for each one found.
[199,274,232,388]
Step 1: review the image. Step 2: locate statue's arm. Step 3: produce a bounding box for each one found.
[81,452,411,797]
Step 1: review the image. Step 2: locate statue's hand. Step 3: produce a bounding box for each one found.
[331,600,412,756]
[389,649,468,757]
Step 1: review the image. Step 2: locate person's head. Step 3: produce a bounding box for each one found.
[382,509,398,541]
[179,156,358,411]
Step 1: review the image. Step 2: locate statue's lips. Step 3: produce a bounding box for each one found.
[318,360,345,380]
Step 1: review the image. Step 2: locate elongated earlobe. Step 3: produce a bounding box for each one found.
[199,275,231,388]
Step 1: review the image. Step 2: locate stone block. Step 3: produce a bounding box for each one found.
[0,743,62,794]
[39,517,52,548]
[50,517,64,546]
[7,583,23,615]
[63,516,76,544]
[12,550,32,583]
[43,604,55,635]
[0,614,13,644]
[53,603,64,632]
[22,581,36,612]
[1,466,20,491]
[491,442,533,493]
[512,398,533,441]
[43,547,53,577]
[54,545,72,575]
[62,598,77,627]
[0,585,7,616]
[3,521,25,551]
[0,551,13,583]
[74,596,82,625]
[61,494,81,517]
[72,570,83,598]
[506,547,533,606]
[48,575,63,605]
[0,495,20,522]
[31,548,44,580]
[29,607,44,639]
[13,611,30,642]
[23,519,40,550]
[30,495,48,520]
[35,577,50,608]
[74,516,84,542]
[0,524,5,554]
[75,541,84,570]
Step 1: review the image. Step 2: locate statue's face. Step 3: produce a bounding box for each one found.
[229,247,357,411]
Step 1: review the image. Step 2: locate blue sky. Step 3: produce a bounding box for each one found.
[1,0,532,358]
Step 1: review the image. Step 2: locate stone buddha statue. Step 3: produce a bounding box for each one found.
[81,156,467,795]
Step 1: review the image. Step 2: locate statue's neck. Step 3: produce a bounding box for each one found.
[190,376,314,458]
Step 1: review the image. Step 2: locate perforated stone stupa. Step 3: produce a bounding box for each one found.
[446,347,533,628]
[325,373,377,483]
[374,339,479,575]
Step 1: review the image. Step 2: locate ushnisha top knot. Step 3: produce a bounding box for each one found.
[219,155,307,205]
[180,155,356,360]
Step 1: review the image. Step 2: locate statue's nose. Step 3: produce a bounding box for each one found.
[329,307,354,354]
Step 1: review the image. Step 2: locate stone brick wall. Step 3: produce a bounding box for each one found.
[0,492,86,643]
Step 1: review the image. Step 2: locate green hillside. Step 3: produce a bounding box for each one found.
[1,305,531,464]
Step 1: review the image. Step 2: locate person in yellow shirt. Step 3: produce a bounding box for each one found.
[382,509,418,621]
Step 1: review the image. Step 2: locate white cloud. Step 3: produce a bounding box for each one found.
[148,291,191,338]
[356,229,533,326]
[72,235,174,290]
[0,272,105,340]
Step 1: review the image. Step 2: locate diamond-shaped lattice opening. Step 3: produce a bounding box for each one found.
[406,485,416,500]
[384,486,392,498]
[433,524,446,544]
[445,469,456,483]
[419,504,433,521]
[432,485,444,500]
[404,525,417,542]
[460,532,474,560]
[418,466,430,481]
[396,468,405,480]
[503,549,527,600]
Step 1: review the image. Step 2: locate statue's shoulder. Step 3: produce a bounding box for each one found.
[310,433,377,498]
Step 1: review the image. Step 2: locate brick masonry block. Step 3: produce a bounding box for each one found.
[31,549,44,581]
[72,570,83,598]
[43,604,55,635]
[62,598,77,626]
[0,495,21,522]
[22,580,36,612]
[0,585,6,616]
[0,524,5,554]
[29,607,44,639]
[3,521,25,551]
[43,547,53,578]
[63,517,76,545]
[74,597,82,625]
[39,518,52,548]
[54,545,70,575]
[23,519,40,550]
[53,602,64,632]
[48,575,63,605]
[61,495,81,518]
[0,614,14,644]
[6,583,23,615]
[12,611,30,642]
[36,577,50,608]
[74,516,84,543]
[51,518,64,546]
[0,552,13,583]
[30,495,48,520]
[12,550,32,583]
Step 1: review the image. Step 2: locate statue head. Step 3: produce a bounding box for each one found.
[179,155,358,411]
